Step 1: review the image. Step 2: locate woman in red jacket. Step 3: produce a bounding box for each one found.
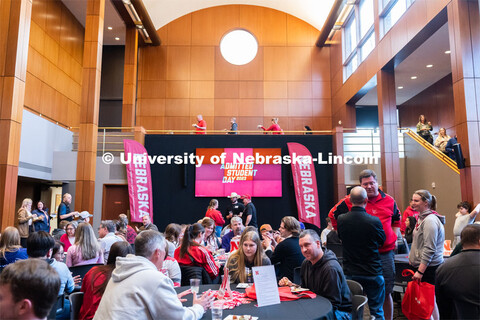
[205,199,225,237]
[79,241,133,319]
[174,223,219,281]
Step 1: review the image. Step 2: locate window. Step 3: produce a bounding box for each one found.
[220,29,258,65]
[343,0,375,81]
[380,0,415,36]
[359,0,374,38]
[360,33,375,60]
[344,16,357,58]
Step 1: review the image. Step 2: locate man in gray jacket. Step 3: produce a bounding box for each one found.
[94,230,214,320]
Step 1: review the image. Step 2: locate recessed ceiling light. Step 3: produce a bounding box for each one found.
[107,26,113,30]
[445,50,451,54]
[411,76,417,80]
[115,37,120,41]
[426,64,433,68]
[398,86,404,89]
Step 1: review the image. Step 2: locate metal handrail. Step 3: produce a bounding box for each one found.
[404,129,459,174]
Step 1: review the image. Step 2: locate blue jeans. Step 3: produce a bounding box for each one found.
[347,274,385,320]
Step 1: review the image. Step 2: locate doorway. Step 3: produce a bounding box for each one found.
[102,184,129,221]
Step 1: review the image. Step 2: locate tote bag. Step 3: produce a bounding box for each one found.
[401,270,435,319]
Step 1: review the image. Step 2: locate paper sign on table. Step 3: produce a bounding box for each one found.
[252,265,280,307]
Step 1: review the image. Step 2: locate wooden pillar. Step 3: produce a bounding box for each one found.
[75,0,105,213]
[333,126,346,201]
[447,0,480,205]
[0,0,32,229]
[377,66,403,209]
[134,126,146,145]
[122,27,138,128]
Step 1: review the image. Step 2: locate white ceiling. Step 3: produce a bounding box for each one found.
[356,23,451,106]
[142,0,335,30]
[62,0,126,45]
[62,0,335,45]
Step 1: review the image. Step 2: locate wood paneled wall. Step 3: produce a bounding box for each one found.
[137,5,332,132]
[24,0,84,128]
[398,75,455,136]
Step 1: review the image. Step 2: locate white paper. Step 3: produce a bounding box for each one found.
[252,265,281,307]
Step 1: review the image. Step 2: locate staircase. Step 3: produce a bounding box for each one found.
[403,128,459,174]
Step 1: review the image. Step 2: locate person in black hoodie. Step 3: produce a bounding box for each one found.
[279,229,352,319]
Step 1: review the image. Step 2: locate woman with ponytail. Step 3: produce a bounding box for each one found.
[409,189,445,320]
[174,223,219,280]
[205,199,224,237]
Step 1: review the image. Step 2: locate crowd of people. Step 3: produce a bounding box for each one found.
[0,170,479,320]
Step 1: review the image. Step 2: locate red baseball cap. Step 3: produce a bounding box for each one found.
[241,194,251,200]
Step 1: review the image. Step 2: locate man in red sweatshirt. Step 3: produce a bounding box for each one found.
[328,169,400,320]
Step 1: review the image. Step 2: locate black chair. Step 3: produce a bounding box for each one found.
[69,292,84,320]
[69,264,103,280]
[47,294,65,320]
[180,265,213,286]
[293,266,302,285]
[351,294,368,320]
[326,242,343,265]
[346,279,364,296]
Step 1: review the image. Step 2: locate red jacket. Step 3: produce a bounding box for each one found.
[328,190,401,253]
[79,266,107,320]
[205,209,225,227]
[174,245,219,279]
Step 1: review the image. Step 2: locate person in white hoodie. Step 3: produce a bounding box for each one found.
[94,230,214,320]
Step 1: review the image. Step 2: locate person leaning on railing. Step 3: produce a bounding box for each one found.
[434,127,451,153]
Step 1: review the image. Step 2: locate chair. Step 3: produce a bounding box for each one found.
[346,279,364,296]
[69,264,103,280]
[47,294,65,320]
[293,266,301,285]
[69,292,84,320]
[326,242,343,266]
[180,265,212,286]
[351,294,368,320]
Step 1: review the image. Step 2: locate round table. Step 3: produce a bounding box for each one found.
[175,284,334,320]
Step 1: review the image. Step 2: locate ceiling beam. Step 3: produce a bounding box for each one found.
[111,0,161,46]
[316,0,346,47]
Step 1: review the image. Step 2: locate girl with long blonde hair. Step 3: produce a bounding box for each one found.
[66,223,104,267]
[226,231,271,283]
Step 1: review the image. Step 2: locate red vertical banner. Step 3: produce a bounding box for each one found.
[287,143,321,228]
[123,140,154,223]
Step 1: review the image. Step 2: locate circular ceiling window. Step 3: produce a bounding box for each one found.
[220,29,258,65]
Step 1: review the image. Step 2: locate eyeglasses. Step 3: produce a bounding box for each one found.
[66,228,74,231]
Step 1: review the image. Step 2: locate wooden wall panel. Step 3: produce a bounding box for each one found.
[137,5,332,133]
[25,0,83,128]
[398,75,455,135]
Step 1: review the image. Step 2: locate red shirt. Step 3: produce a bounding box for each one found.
[205,208,225,227]
[79,266,108,320]
[400,206,418,234]
[174,245,219,279]
[328,190,401,253]
[60,233,74,252]
[196,120,206,134]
